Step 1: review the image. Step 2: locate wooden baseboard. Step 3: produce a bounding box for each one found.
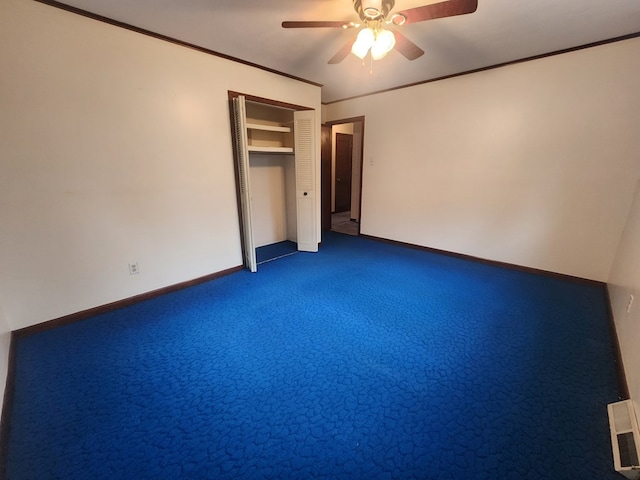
[359,233,605,287]
[604,286,631,400]
[13,266,243,339]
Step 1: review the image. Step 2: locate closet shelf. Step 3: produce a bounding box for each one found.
[248,145,294,153]
[246,123,292,133]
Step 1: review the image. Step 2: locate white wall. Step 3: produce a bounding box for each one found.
[324,37,640,281]
[249,155,296,247]
[0,0,321,331]
[609,181,640,404]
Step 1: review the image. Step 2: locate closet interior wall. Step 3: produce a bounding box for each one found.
[245,102,297,248]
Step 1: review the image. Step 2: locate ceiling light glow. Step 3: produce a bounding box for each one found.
[351,27,375,59]
[351,25,395,61]
[371,29,395,59]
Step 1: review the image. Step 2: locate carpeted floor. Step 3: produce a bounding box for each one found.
[256,240,298,265]
[4,232,622,479]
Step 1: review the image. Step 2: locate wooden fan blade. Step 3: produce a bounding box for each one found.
[282,21,356,29]
[395,0,478,25]
[393,31,425,60]
[328,37,357,64]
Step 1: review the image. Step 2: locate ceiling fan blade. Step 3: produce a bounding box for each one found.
[393,31,425,60]
[328,37,357,64]
[282,21,356,29]
[395,0,478,25]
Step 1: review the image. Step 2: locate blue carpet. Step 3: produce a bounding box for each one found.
[256,240,297,264]
[6,233,621,479]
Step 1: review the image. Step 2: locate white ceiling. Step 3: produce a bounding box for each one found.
[52,0,640,103]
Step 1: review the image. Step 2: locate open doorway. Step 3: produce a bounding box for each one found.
[321,117,365,237]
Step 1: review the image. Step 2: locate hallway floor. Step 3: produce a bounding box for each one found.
[331,211,358,236]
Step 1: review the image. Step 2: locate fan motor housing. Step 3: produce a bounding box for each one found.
[353,0,395,20]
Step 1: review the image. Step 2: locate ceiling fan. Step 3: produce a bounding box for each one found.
[282,0,478,64]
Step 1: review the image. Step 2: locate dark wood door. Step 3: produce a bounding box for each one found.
[334,133,353,213]
[320,125,332,231]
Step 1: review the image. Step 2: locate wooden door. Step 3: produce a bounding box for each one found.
[334,133,353,213]
[320,125,332,231]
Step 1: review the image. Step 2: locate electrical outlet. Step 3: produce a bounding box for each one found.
[128,262,139,275]
[627,294,634,314]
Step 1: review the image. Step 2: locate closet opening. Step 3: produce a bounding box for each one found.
[229,92,318,272]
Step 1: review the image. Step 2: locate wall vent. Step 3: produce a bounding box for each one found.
[608,400,640,479]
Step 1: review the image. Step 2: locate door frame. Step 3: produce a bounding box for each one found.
[228,91,316,270]
[321,116,366,235]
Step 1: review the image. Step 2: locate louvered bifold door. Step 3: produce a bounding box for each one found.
[232,96,257,272]
[294,109,318,252]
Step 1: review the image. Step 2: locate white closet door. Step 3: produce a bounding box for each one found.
[232,96,257,272]
[294,109,318,252]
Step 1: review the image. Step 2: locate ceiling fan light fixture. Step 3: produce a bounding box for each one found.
[351,27,375,58]
[371,28,395,60]
[284,0,475,66]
